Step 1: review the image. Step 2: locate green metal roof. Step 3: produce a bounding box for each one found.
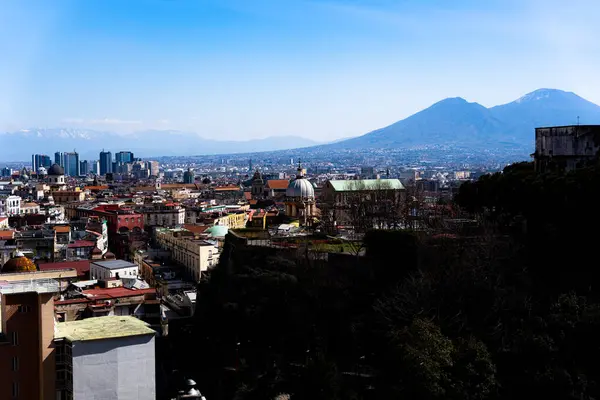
[207,225,229,237]
[327,179,404,192]
[55,316,155,342]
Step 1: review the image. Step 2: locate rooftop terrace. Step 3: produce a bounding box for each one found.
[55,315,155,342]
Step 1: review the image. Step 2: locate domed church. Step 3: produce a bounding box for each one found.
[47,163,66,186]
[285,162,315,224]
[1,251,37,273]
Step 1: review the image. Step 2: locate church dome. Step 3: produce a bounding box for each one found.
[1,251,37,273]
[286,178,315,199]
[286,163,314,199]
[38,166,48,176]
[48,163,65,176]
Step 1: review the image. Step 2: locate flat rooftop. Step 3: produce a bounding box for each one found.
[91,260,136,269]
[55,316,155,342]
[0,278,59,295]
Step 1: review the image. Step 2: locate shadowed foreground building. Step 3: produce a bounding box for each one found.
[0,278,59,400]
[534,125,600,172]
[54,316,156,400]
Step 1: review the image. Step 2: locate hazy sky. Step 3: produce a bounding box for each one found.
[1,0,599,140]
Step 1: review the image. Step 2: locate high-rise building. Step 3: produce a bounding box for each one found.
[32,154,51,173]
[115,151,134,164]
[0,277,59,399]
[91,160,100,175]
[99,151,112,175]
[63,152,80,177]
[1,167,11,177]
[55,151,65,167]
[79,160,89,176]
[147,161,159,177]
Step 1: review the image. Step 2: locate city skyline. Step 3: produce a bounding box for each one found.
[1,0,599,141]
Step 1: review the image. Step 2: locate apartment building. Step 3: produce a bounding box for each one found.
[156,228,219,281]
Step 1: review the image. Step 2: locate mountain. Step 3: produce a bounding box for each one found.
[328,89,600,150]
[0,129,320,161]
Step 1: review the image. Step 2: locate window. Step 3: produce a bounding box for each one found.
[12,357,19,371]
[11,332,19,346]
[12,382,18,398]
[17,305,31,313]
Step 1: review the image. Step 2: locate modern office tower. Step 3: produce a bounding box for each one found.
[115,151,134,164]
[55,151,65,167]
[91,160,100,175]
[79,160,89,176]
[99,151,112,175]
[147,161,159,177]
[63,152,80,177]
[32,154,52,173]
[1,167,11,177]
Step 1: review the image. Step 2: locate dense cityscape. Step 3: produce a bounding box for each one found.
[3,0,600,399]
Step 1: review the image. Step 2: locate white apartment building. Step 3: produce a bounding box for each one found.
[156,228,219,281]
[0,195,21,216]
[90,260,139,280]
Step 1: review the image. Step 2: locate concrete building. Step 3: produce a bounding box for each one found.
[0,278,59,400]
[534,125,600,172]
[156,228,219,281]
[90,259,139,280]
[54,316,156,400]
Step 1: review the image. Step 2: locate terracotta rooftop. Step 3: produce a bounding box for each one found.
[81,287,156,300]
[214,185,240,191]
[0,230,15,240]
[53,226,71,233]
[67,240,96,248]
[183,224,210,234]
[266,179,289,190]
[38,260,90,278]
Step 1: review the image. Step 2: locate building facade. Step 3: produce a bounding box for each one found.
[534,125,600,172]
[0,279,59,400]
[156,228,219,281]
[54,316,156,400]
[0,195,21,216]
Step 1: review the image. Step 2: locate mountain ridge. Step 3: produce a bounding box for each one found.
[2,88,599,160]
[323,88,600,151]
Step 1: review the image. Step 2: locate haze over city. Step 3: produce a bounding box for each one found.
[2,0,600,141]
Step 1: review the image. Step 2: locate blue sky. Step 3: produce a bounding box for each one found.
[1,0,599,141]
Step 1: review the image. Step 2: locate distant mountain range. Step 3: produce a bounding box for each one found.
[325,88,600,150]
[0,129,321,161]
[2,88,599,161]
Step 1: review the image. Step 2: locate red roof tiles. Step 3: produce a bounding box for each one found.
[266,180,289,190]
[38,260,90,278]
